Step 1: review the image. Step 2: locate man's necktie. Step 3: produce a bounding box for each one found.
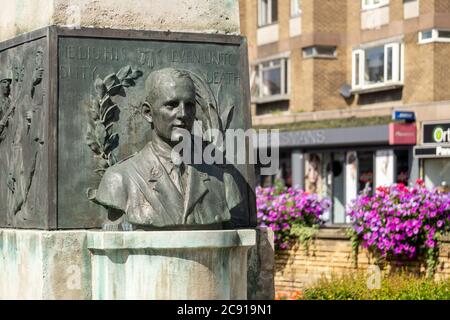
[170,163,185,194]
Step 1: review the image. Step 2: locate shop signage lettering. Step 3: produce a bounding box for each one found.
[433,127,450,144]
[389,123,416,145]
[414,146,450,158]
[423,122,450,144]
[392,111,415,122]
[278,130,326,147]
[437,146,450,156]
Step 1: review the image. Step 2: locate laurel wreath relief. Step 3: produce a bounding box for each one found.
[86,66,143,201]
[86,66,143,175]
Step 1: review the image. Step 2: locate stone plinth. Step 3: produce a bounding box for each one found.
[0,229,91,299]
[87,230,256,300]
[0,0,240,42]
[247,227,275,300]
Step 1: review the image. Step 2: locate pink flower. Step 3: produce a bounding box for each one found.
[256,185,328,250]
[347,181,450,259]
[425,240,436,248]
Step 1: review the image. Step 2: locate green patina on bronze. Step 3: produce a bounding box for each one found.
[0,27,255,230]
[0,37,48,228]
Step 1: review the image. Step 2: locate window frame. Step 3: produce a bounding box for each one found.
[352,42,403,92]
[361,0,389,11]
[303,46,337,59]
[352,49,364,89]
[258,0,278,27]
[418,29,450,44]
[290,0,302,18]
[251,56,290,103]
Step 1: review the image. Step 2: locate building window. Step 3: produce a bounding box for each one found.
[424,159,450,191]
[395,149,410,185]
[251,57,289,101]
[303,46,337,59]
[291,0,301,17]
[419,29,450,44]
[420,30,433,41]
[362,0,389,10]
[258,0,278,27]
[358,151,374,193]
[352,42,403,91]
[256,151,291,187]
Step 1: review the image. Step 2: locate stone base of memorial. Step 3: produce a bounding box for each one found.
[88,229,255,300]
[0,229,92,299]
[0,228,255,299]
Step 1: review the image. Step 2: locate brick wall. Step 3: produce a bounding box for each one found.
[295,51,314,112]
[435,0,450,13]
[302,0,314,35]
[313,0,347,34]
[239,0,258,61]
[434,42,450,101]
[275,228,450,294]
[312,46,348,111]
[295,0,349,112]
[278,0,290,43]
[240,0,450,117]
[420,0,435,15]
[310,0,348,111]
[390,0,404,22]
[403,33,436,103]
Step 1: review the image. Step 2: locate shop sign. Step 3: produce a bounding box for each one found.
[392,111,415,122]
[389,123,416,145]
[414,146,450,158]
[437,146,450,156]
[423,122,450,144]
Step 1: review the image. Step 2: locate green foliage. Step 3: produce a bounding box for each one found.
[290,224,319,252]
[301,273,450,300]
[254,116,392,132]
[273,178,286,194]
[426,244,439,279]
[348,228,360,268]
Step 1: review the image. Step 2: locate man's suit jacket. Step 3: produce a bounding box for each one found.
[95,142,241,228]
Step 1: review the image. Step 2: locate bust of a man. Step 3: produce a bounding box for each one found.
[95,68,242,229]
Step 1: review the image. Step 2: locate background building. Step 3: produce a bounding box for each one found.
[240,0,450,224]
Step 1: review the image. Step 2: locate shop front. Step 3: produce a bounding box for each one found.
[257,123,417,225]
[414,121,450,192]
